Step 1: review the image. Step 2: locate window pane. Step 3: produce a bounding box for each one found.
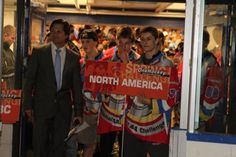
[198,3,235,134]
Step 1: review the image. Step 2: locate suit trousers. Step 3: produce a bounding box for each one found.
[33,112,70,157]
[99,131,123,157]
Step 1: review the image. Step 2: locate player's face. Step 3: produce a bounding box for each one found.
[81,39,97,55]
[117,37,132,54]
[140,32,158,53]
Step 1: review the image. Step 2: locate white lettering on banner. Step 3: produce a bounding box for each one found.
[89,75,119,85]
[0,105,11,114]
[137,68,167,76]
[121,79,163,90]
[126,118,165,135]
[126,63,169,77]
[0,93,17,99]
[101,106,123,127]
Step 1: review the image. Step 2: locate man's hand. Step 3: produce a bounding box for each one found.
[119,52,129,63]
[117,45,129,63]
[73,116,83,126]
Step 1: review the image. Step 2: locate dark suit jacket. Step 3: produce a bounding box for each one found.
[23,43,83,120]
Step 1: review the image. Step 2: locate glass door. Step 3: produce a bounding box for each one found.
[193,1,236,136]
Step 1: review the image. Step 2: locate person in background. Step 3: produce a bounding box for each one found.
[66,29,103,157]
[0,24,16,157]
[97,26,140,157]
[173,42,183,66]
[67,24,81,58]
[172,41,184,128]
[1,25,16,89]
[201,30,219,87]
[133,39,143,55]
[199,29,224,133]
[107,27,117,48]
[124,27,178,157]
[23,19,83,157]
[165,49,176,61]
[158,30,165,52]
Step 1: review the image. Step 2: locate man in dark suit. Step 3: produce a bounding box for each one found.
[23,19,83,157]
[1,25,16,89]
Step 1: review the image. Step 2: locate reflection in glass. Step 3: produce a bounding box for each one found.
[198,3,236,135]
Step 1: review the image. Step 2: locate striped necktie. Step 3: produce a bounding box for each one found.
[55,49,61,91]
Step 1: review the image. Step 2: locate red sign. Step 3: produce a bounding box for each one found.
[84,61,174,99]
[0,89,21,124]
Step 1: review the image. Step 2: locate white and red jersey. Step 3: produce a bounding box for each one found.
[97,48,140,134]
[97,94,127,134]
[125,52,178,144]
[199,51,223,121]
[200,66,224,121]
[80,51,104,115]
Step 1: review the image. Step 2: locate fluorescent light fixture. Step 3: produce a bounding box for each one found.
[58,0,75,5]
[74,0,94,10]
[75,0,80,9]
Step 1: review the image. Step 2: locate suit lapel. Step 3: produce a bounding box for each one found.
[62,49,71,87]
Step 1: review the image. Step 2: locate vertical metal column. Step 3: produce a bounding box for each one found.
[169,1,195,157]
[188,0,205,132]
[13,1,25,157]
[14,0,25,89]
[179,0,205,132]
[0,0,4,90]
[20,1,30,156]
[179,0,194,129]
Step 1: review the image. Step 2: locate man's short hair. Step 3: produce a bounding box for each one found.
[203,29,210,46]
[79,29,98,41]
[117,26,134,42]
[49,19,70,36]
[140,26,162,40]
[3,25,15,36]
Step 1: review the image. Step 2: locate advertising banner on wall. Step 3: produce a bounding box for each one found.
[0,82,21,124]
[84,61,175,99]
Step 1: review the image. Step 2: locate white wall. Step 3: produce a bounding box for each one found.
[170,129,236,157]
[186,141,236,157]
[3,10,15,26]
[3,7,15,50]
[169,129,187,157]
[0,125,13,157]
